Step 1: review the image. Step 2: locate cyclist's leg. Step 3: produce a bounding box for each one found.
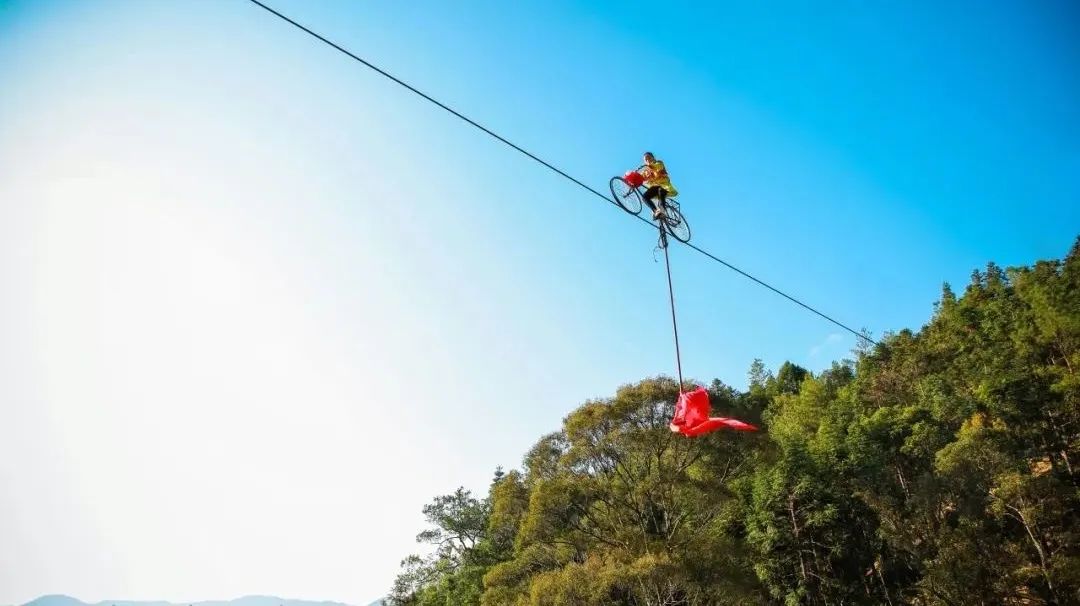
[642,186,657,210]
[644,186,663,218]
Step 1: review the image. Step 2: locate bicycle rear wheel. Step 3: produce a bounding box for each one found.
[609,176,643,215]
[664,205,691,243]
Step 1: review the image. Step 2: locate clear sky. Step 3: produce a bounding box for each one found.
[1,1,1077,604]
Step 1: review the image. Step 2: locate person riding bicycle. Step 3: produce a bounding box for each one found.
[638,152,678,220]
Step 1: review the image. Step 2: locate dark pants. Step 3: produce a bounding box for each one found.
[643,186,668,211]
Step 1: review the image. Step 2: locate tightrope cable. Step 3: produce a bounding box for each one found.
[244,0,878,346]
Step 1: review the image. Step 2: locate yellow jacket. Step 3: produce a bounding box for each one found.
[642,159,678,197]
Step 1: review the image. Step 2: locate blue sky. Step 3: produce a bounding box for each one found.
[1,1,1077,603]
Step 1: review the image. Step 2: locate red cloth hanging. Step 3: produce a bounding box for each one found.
[669,386,758,437]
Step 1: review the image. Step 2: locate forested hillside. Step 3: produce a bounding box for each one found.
[389,240,1080,605]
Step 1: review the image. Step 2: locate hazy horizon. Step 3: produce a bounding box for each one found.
[14,594,377,606]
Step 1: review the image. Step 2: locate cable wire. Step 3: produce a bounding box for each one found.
[245,0,878,346]
[659,231,685,392]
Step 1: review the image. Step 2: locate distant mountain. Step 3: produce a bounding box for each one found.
[22,596,356,606]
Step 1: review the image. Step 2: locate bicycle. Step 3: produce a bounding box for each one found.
[608,169,692,244]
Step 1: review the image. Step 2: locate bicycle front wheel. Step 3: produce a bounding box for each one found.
[609,176,643,215]
[665,206,691,243]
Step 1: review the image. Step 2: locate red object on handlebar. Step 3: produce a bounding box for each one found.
[622,170,644,188]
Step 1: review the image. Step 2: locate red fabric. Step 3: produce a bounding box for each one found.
[682,417,759,436]
[623,170,645,188]
[670,387,759,437]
